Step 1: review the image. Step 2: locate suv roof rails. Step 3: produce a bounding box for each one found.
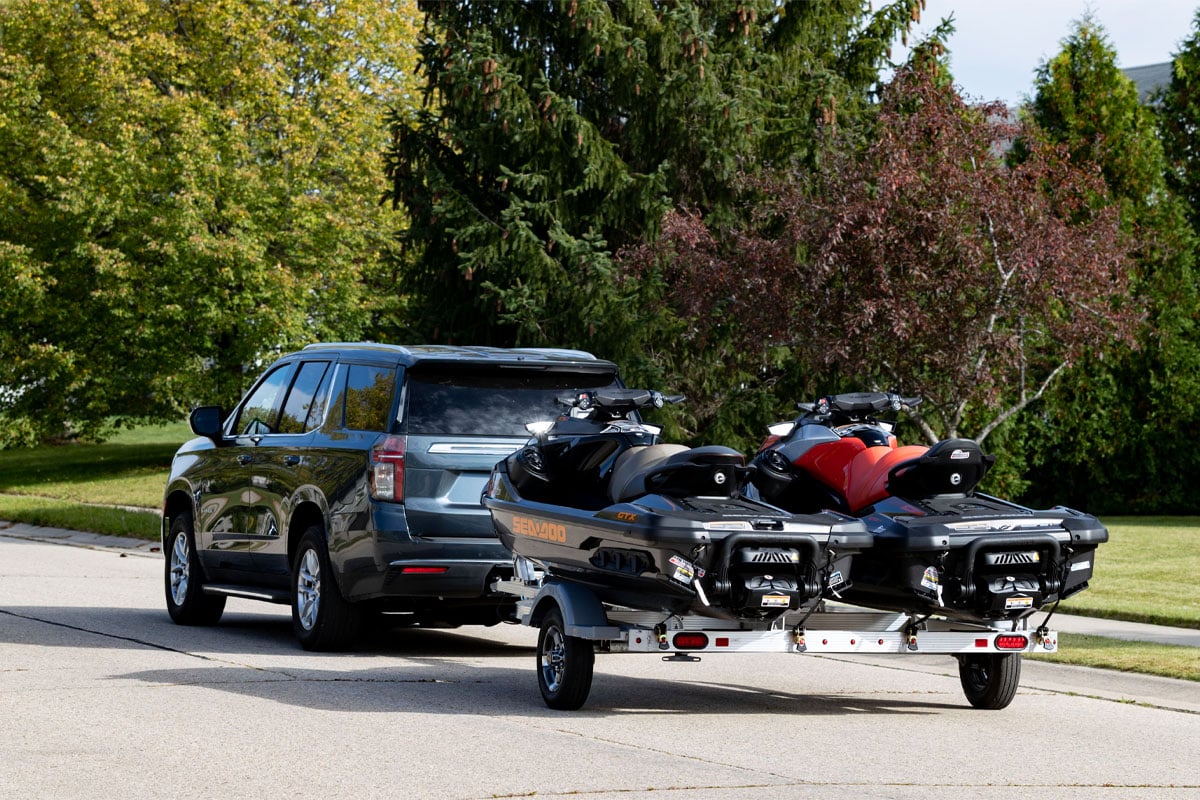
[300,342,604,363]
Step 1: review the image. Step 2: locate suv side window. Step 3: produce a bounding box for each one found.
[344,364,398,432]
[233,362,297,436]
[277,361,332,434]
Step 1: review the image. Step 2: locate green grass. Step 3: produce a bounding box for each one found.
[1029,632,1200,682]
[0,494,161,539]
[1060,517,1200,630]
[0,420,189,539]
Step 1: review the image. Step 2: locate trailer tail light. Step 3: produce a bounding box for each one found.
[994,634,1029,650]
[370,435,407,501]
[672,633,709,650]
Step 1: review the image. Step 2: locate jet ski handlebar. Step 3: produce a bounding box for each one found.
[795,391,921,424]
[557,389,685,420]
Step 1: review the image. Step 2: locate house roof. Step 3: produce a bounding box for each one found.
[1123,62,1173,103]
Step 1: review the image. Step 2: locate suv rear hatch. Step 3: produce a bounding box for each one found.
[401,364,619,538]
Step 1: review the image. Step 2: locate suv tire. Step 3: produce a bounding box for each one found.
[292,525,361,651]
[164,512,226,625]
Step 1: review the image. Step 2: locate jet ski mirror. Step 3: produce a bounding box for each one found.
[767,421,795,438]
[526,420,555,440]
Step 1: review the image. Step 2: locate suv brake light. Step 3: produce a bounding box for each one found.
[370,434,407,501]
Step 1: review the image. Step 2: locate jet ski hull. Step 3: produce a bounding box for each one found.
[485,461,872,618]
[845,495,1107,623]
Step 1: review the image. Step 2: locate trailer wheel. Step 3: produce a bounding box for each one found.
[957,653,1021,709]
[536,608,594,710]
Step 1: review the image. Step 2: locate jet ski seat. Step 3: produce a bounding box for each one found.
[608,444,745,504]
[608,444,690,504]
[886,438,995,499]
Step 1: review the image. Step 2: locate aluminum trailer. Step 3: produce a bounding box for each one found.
[496,564,1059,711]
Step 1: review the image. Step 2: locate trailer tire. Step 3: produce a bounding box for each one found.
[957,653,1021,709]
[537,608,594,710]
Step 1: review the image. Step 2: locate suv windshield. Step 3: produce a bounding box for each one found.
[405,370,617,437]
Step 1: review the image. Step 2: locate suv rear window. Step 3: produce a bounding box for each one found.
[405,371,617,437]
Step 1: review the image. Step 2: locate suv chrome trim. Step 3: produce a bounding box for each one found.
[203,585,290,604]
[427,443,523,456]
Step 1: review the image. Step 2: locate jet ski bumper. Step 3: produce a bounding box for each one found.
[850,499,1107,622]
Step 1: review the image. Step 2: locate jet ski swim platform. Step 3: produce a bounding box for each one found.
[495,566,1057,710]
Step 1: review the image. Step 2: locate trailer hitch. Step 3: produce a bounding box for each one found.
[662,653,702,663]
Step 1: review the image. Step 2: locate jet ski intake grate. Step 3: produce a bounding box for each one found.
[753,552,793,563]
[734,547,802,566]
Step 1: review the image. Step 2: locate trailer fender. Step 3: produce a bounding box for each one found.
[529,581,622,640]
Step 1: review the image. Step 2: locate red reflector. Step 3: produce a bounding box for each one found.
[401,567,448,574]
[715,637,730,647]
[672,633,709,650]
[975,638,989,648]
[995,634,1029,650]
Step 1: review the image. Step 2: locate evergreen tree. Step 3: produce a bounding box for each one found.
[1022,16,1200,513]
[383,0,928,372]
[1161,9,1200,233]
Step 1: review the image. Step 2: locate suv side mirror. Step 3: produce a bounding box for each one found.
[189,406,226,444]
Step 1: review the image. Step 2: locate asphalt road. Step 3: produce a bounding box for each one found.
[1,527,1198,800]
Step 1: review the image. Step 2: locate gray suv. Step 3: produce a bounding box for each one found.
[162,343,619,650]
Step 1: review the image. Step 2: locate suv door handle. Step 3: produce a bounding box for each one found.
[237,454,254,466]
[283,455,301,466]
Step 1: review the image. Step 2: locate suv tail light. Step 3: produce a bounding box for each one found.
[370,435,406,501]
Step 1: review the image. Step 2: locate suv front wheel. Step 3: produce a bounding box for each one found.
[292,525,361,651]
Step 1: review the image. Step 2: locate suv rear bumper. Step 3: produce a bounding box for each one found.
[380,556,513,597]
[335,528,513,602]
[328,500,514,602]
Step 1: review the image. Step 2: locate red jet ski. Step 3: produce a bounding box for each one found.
[750,392,1107,625]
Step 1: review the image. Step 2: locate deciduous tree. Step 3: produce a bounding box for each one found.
[0,0,419,444]
[621,65,1139,448]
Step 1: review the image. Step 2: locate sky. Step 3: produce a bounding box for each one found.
[902,1,1198,106]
